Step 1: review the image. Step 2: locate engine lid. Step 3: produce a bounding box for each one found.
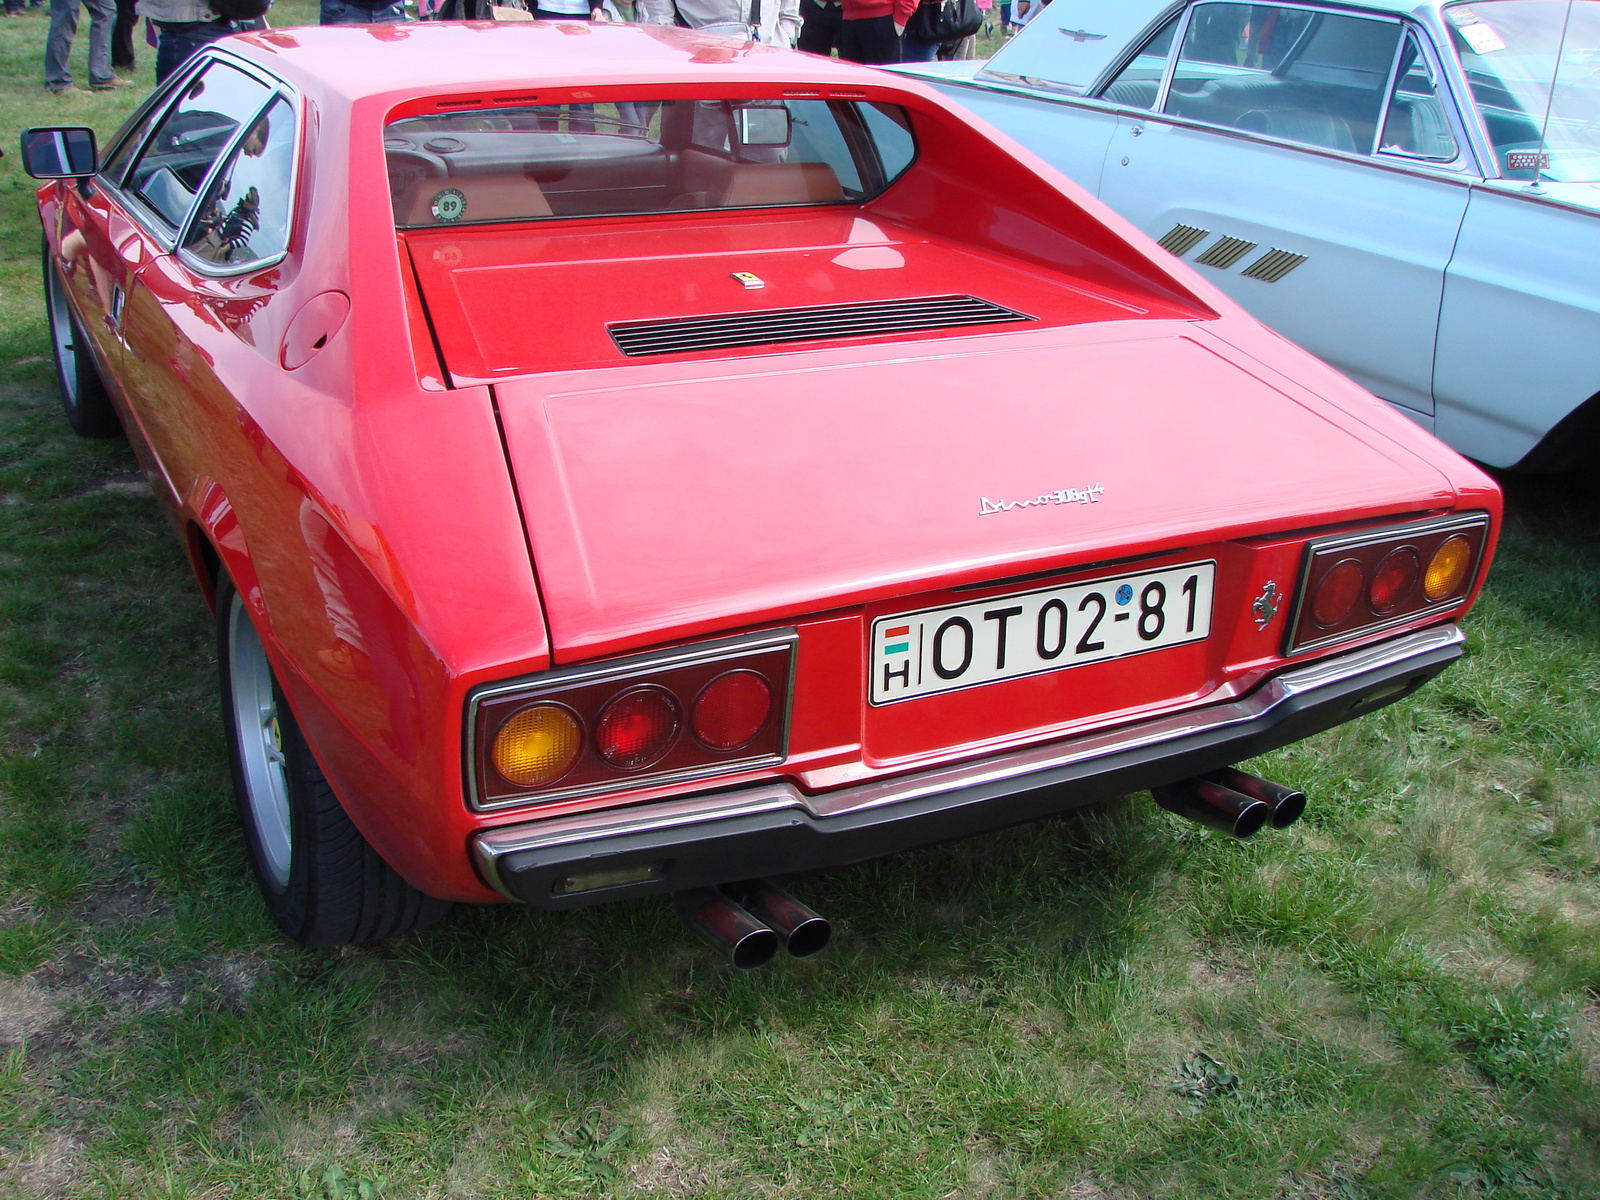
[492,325,1456,662]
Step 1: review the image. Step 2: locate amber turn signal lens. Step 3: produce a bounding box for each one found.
[595,687,680,770]
[692,669,773,751]
[1424,535,1473,602]
[1311,558,1365,627]
[491,703,582,787]
[1369,546,1420,614]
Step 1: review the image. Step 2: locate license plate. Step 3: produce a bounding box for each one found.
[869,561,1215,705]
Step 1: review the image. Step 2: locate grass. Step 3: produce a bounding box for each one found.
[0,11,1598,1200]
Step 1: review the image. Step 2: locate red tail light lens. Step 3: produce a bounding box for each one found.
[1369,546,1420,613]
[1311,558,1364,627]
[1287,513,1490,655]
[692,670,773,751]
[594,687,680,770]
[467,632,795,810]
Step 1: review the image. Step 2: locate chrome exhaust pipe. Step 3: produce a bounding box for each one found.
[732,879,831,959]
[1203,767,1307,829]
[672,887,780,970]
[1152,777,1272,839]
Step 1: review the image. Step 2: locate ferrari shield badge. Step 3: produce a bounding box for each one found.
[430,188,467,223]
[731,271,764,289]
[1252,581,1281,629]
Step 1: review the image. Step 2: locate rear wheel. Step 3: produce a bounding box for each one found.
[42,237,120,439]
[217,575,450,945]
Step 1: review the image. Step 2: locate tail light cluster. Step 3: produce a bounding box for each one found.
[466,631,796,811]
[1287,512,1491,655]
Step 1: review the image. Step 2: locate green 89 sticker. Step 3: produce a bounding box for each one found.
[430,188,467,223]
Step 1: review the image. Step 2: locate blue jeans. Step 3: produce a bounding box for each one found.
[899,29,940,60]
[44,0,115,87]
[154,17,232,82]
[320,0,407,22]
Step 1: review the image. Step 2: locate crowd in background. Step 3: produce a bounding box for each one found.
[27,0,1042,91]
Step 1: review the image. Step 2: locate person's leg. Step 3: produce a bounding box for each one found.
[44,0,79,89]
[367,0,408,18]
[838,13,897,63]
[111,0,135,65]
[83,0,117,85]
[899,28,938,60]
[154,18,225,83]
[796,0,838,54]
[320,0,357,22]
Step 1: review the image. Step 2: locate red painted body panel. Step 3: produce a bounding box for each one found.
[35,24,1501,910]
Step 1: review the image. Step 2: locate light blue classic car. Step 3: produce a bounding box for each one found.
[894,0,1600,469]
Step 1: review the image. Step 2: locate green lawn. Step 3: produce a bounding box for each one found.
[0,11,1597,1199]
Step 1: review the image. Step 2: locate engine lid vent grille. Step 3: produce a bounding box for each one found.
[609,294,1034,357]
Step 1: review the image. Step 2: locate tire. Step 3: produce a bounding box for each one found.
[216,574,450,946]
[42,236,121,439]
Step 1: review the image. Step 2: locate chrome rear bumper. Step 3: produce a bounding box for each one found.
[473,624,1463,908]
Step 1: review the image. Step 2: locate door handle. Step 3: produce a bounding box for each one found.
[110,284,126,330]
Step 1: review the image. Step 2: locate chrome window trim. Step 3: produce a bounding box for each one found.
[175,91,302,279]
[1374,20,1410,155]
[1159,0,1406,147]
[1153,1,1195,111]
[104,49,300,275]
[463,627,800,814]
[1070,1,1186,101]
[938,71,1484,188]
[1373,24,1477,172]
[97,55,210,190]
[1282,510,1491,656]
[1422,5,1502,177]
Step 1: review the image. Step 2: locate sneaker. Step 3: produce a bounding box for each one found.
[90,76,135,89]
[46,82,83,93]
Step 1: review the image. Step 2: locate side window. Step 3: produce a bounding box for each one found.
[184,98,296,268]
[1379,31,1459,160]
[1164,4,1401,154]
[1100,14,1180,110]
[125,62,271,231]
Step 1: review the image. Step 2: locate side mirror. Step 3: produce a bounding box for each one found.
[20,126,98,179]
[734,103,791,149]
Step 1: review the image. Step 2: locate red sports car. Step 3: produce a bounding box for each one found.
[23,22,1499,966]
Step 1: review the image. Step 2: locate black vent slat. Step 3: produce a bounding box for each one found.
[610,295,1033,356]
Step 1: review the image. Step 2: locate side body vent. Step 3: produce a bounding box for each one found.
[1157,223,1210,256]
[1195,236,1259,270]
[609,295,1033,357]
[1241,248,1308,283]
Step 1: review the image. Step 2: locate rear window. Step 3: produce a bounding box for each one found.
[386,97,917,228]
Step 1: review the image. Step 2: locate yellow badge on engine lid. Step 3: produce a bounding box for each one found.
[731,272,764,289]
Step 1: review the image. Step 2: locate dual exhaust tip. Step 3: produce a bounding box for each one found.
[674,768,1301,966]
[673,879,830,971]
[1152,766,1307,839]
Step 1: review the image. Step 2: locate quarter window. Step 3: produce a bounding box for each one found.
[1379,32,1459,160]
[1164,3,1402,153]
[125,62,272,231]
[184,98,296,268]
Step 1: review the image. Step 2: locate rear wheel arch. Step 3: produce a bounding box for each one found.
[216,571,451,945]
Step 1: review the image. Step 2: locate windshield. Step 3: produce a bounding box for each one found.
[1445,0,1600,181]
[386,97,916,228]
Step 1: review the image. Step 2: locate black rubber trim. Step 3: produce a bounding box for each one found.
[491,633,1461,909]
